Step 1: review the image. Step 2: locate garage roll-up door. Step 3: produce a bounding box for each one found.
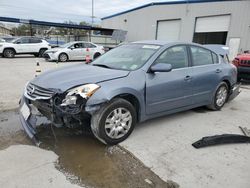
[195,15,230,33]
[156,19,181,41]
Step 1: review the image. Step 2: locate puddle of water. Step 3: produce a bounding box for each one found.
[0,111,178,188]
[0,110,32,150]
[37,126,177,188]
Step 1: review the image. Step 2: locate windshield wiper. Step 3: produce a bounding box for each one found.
[92,64,112,69]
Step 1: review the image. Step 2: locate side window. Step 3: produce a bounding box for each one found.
[30,38,42,43]
[154,45,188,69]
[21,38,30,44]
[16,38,29,44]
[84,43,96,48]
[212,52,219,64]
[190,46,213,66]
[73,43,82,48]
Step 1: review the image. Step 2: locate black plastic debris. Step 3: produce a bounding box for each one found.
[192,134,250,149]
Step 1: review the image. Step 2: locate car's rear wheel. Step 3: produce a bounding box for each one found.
[91,98,136,145]
[3,49,15,58]
[39,49,47,57]
[58,53,68,62]
[207,82,229,110]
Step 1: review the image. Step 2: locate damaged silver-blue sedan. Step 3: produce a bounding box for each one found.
[19,41,240,145]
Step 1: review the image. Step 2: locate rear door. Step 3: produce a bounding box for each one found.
[29,38,43,52]
[146,45,193,114]
[84,42,97,59]
[189,45,221,104]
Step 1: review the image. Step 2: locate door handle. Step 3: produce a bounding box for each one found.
[215,69,222,73]
[184,75,192,81]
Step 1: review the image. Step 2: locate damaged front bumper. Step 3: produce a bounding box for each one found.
[19,94,100,145]
[19,96,41,145]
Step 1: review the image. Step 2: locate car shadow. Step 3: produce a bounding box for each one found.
[48,60,89,64]
[2,55,36,59]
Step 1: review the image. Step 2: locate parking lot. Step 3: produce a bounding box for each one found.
[0,56,250,188]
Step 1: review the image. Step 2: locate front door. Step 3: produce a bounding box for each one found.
[68,43,84,60]
[146,45,193,114]
[14,38,31,53]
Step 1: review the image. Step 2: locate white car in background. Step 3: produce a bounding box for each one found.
[0,37,51,58]
[43,41,105,62]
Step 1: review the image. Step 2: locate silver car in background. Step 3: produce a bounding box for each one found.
[43,41,105,62]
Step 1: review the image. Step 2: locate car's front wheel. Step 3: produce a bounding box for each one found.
[39,49,47,57]
[3,49,15,58]
[207,82,229,110]
[91,98,136,145]
[58,53,68,62]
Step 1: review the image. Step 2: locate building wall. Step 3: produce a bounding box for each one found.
[102,0,250,51]
[0,26,12,36]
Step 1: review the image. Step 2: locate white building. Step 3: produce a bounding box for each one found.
[0,23,12,36]
[102,0,250,60]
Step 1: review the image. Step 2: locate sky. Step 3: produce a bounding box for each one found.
[0,0,173,24]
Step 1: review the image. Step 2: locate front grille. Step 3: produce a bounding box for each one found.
[240,60,250,66]
[25,83,54,100]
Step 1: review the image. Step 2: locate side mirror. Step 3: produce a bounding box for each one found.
[150,63,172,73]
[15,41,21,44]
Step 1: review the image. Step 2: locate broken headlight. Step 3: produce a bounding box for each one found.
[61,84,100,106]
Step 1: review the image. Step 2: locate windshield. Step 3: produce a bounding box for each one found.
[93,44,160,71]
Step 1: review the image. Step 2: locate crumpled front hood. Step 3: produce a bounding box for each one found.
[31,64,129,92]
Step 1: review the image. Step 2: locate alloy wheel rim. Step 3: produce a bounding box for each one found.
[105,107,132,139]
[6,50,14,57]
[216,86,228,107]
[60,54,67,61]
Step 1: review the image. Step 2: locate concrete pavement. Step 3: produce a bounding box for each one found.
[0,145,82,188]
[0,55,80,111]
[121,86,250,188]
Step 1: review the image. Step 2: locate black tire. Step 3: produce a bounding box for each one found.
[91,98,137,145]
[93,53,101,59]
[207,82,229,111]
[39,49,47,57]
[3,49,15,58]
[58,53,68,62]
[237,77,241,82]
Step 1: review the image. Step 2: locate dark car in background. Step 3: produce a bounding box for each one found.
[19,41,240,145]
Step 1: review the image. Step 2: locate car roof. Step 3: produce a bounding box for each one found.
[71,41,91,43]
[132,40,202,46]
[132,40,221,55]
[203,44,229,56]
